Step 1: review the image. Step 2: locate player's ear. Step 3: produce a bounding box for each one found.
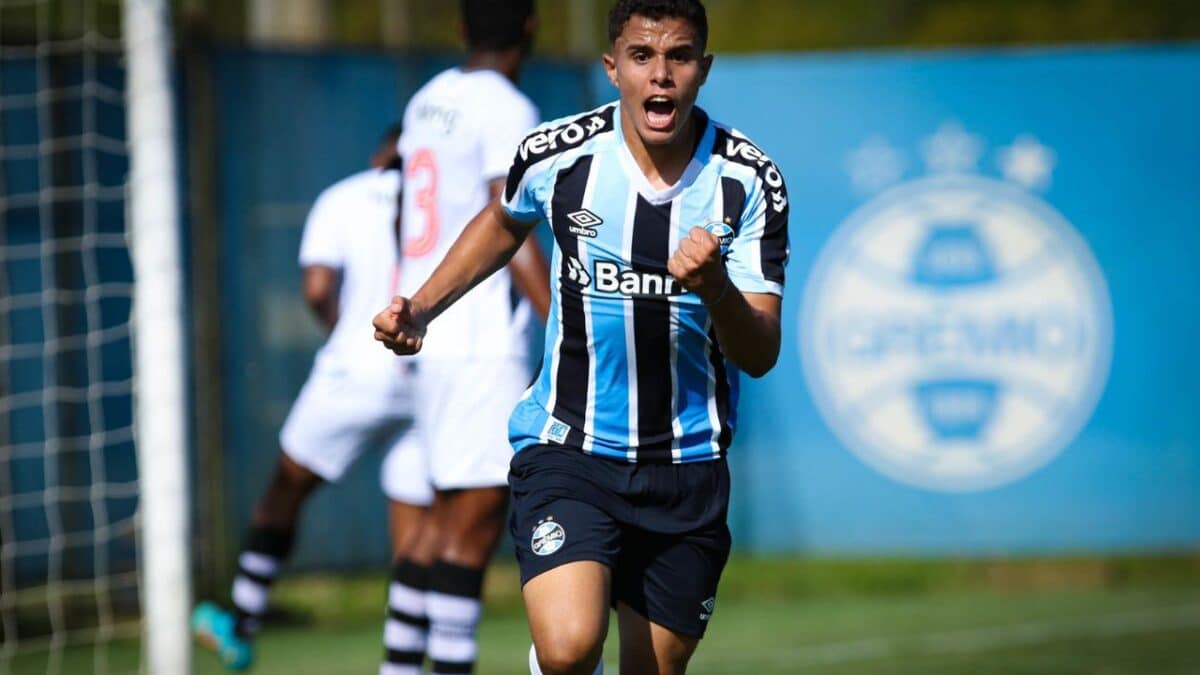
[602,51,618,88]
[698,53,714,86]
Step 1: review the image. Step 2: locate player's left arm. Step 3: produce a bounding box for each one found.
[490,178,550,322]
[668,229,781,377]
[669,153,789,377]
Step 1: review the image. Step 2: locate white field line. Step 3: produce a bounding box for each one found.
[705,603,1200,669]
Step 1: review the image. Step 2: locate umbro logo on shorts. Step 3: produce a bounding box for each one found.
[700,596,716,621]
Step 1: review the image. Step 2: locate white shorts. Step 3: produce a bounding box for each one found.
[414,357,530,490]
[279,368,433,506]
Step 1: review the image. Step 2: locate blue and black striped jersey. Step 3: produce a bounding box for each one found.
[503,102,790,463]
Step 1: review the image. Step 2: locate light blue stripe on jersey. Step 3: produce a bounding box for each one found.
[582,149,634,449]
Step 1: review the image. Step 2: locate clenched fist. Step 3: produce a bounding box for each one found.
[373,296,428,355]
[667,227,729,305]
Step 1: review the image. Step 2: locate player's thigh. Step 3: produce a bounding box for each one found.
[523,560,611,672]
[280,373,395,482]
[434,486,509,567]
[616,602,699,675]
[419,357,528,490]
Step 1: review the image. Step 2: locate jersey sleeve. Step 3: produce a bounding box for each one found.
[500,133,552,224]
[725,161,790,297]
[482,93,539,182]
[297,189,345,268]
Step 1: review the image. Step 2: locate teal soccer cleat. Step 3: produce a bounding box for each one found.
[192,601,253,670]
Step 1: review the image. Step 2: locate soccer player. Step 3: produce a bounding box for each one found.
[376,2,551,675]
[374,0,789,672]
[193,126,435,670]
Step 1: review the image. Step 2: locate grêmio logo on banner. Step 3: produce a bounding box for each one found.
[800,122,1113,492]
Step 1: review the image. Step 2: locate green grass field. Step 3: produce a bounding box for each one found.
[9,557,1200,674]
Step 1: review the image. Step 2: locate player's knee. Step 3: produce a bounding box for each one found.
[272,454,322,495]
[534,629,603,675]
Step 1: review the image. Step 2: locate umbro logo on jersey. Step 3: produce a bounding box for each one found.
[567,209,602,238]
[565,256,592,286]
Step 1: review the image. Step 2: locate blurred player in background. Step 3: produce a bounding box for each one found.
[376,2,551,675]
[375,0,789,673]
[193,126,435,671]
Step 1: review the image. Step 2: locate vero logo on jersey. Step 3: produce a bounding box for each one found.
[518,112,610,163]
[567,209,602,238]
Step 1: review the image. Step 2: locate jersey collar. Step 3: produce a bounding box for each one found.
[614,103,715,206]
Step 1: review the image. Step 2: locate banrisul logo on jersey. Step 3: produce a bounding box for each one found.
[800,122,1113,492]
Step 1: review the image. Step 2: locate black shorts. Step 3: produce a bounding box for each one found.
[508,444,732,638]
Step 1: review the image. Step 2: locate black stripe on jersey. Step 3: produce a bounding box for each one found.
[713,127,790,285]
[708,326,733,454]
[506,106,615,202]
[720,176,747,237]
[548,155,594,446]
[631,195,675,459]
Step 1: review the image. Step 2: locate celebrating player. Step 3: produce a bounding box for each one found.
[193,126,433,671]
[374,0,790,673]
[376,2,551,675]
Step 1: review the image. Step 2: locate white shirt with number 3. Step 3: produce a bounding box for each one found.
[397,67,540,360]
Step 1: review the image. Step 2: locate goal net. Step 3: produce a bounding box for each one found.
[0,0,189,673]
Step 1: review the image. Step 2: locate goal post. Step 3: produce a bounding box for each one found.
[123,0,191,672]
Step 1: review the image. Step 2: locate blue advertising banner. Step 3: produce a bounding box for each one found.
[585,46,1200,553]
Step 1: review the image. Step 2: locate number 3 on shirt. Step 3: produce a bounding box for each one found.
[404,148,438,258]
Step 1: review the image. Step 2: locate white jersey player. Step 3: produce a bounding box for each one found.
[194,127,432,672]
[376,2,551,675]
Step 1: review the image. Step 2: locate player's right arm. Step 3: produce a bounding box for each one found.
[302,265,340,332]
[298,185,346,333]
[373,202,537,355]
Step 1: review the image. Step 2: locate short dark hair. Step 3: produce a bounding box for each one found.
[607,0,708,51]
[460,0,535,51]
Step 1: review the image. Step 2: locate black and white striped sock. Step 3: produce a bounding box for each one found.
[380,559,430,675]
[231,526,293,638]
[427,561,485,675]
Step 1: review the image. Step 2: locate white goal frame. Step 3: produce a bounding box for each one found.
[123,0,191,673]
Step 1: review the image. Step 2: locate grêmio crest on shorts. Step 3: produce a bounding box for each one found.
[503,103,789,464]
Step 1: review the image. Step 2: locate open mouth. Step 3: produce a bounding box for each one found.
[643,96,677,131]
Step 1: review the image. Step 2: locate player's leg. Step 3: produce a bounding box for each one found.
[422,486,507,675]
[194,374,369,669]
[232,452,324,634]
[509,446,630,675]
[417,357,526,674]
[615,605,698,675]
[380,428,436,675]
[523,561,610,675]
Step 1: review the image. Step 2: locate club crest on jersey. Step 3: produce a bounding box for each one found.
[703,219,735,254]
[567,209,603,238]
[531,518,565,556]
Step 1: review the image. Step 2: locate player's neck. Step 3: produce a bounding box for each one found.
[463,49,523,84]
[621,113,701,190]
